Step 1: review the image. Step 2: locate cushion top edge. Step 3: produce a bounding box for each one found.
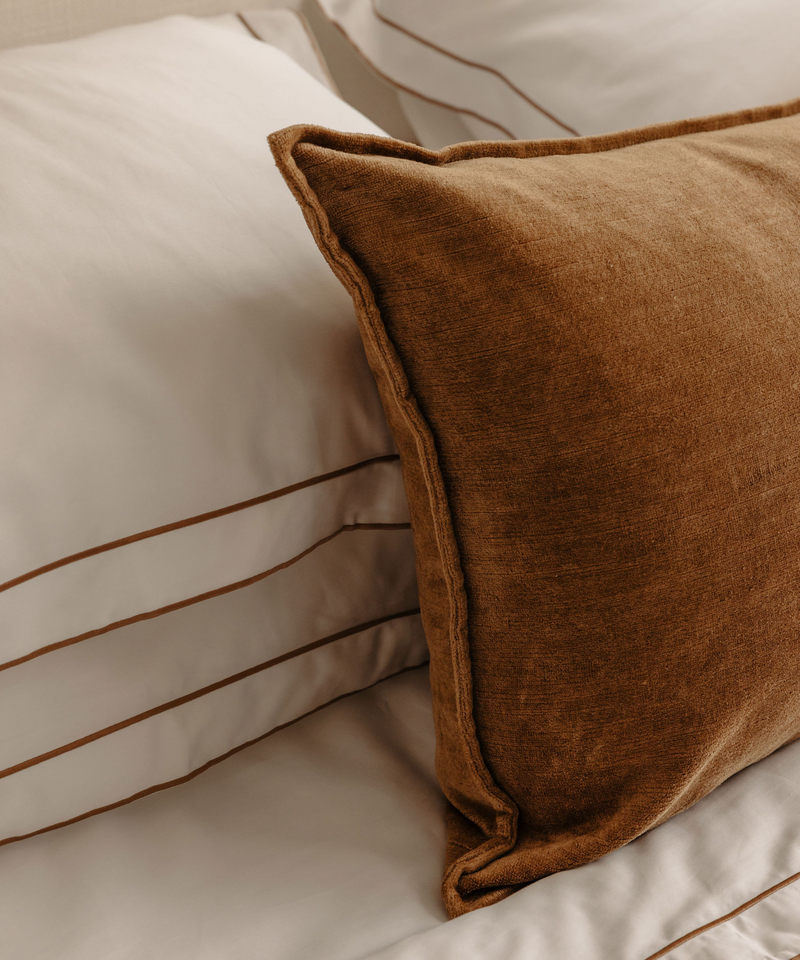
[270,95,800,169]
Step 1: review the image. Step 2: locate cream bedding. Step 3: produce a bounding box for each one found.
[1,9,799,958]
[0,11,431,850]
[0,666,798,959]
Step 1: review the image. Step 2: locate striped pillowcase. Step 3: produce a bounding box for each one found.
[318,0,800,148]
[0,16,426,844]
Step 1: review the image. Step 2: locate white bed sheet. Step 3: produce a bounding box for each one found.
[1,664,798,960]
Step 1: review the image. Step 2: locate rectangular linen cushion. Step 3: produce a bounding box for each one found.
[270,99,800,916]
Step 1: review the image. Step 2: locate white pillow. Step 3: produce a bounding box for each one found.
[0,14,425,845]
[319,0,800,147]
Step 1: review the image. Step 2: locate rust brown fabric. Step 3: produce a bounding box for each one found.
[269,99,800,917]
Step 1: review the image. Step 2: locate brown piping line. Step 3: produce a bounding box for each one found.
[0,659,430,849]
[237,10,341,96]
[368,1,579,138]
[643,869,800,959]
[313,1,515,140]
[235,10,261,39]
[0,607,421,780]
[0,454,398,596]
[0,521,411,673]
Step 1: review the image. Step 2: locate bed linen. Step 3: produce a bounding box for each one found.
[235,8,338,93]
[0,665,798,959]
[2,6,799,957]
[318,0,800,148]
[0,13,426,846]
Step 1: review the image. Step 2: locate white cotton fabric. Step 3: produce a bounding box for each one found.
[0,527,417,771]
[237,8,337,93]
[0,667,798,960]
[1,458,408,663]
[0,14,424,844]
[320,0,800,146]
[1,613,427,842]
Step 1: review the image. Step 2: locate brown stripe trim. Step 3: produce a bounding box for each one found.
[0,454,398,596]
[369,1,579,138]
[235,10,260,39]
[0,607,421,780]
[234,13,264,42]
[0,521,411,673]
[0,659,430,849]
[313,2,515,140]
[643,869,800,959]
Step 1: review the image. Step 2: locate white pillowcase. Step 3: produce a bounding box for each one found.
[0,13,425,844]
[319,0,800,147]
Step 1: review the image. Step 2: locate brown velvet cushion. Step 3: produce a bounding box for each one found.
[269,99,800,917]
